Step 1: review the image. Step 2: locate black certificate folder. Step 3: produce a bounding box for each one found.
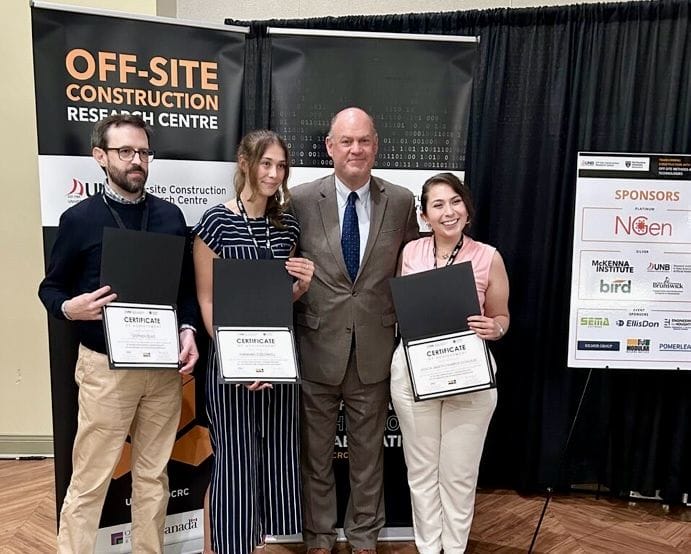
[390,262,494,401]
[212,259,299,384]
[390,262,481,340]
[100,227,185,304]
[212,259,292,327]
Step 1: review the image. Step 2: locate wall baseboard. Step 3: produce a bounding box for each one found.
[0,435,54,458]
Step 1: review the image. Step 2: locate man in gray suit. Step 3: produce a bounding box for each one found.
[290,107,419,554]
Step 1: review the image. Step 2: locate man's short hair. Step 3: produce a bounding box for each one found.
[91,114,152,150]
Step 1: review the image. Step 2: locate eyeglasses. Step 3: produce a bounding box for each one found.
[105,147,155,162]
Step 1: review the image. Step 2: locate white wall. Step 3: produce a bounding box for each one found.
[176,0,605,25]
[0,0,157,455]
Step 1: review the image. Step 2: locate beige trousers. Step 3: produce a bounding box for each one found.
[57,345,182,554]
[390,344,497,554]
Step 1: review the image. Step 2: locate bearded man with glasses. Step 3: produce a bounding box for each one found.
[38,114,199,553]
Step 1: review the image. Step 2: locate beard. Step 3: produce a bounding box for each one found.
[107,163,147,196]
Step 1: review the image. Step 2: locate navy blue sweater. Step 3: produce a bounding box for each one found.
[38,193,198,354]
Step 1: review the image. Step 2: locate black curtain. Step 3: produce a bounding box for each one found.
[229,0,691,502]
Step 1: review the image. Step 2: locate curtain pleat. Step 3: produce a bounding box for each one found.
[229,0,691,502]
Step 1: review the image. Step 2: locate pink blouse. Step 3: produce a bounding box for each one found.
[400,235,496,313]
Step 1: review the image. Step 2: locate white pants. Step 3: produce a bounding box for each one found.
[390,344,497,554]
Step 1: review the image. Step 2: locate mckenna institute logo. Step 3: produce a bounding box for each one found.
[591,259,634,273]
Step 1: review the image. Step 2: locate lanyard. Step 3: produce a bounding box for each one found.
[237,197,272,259]
[102,194,149,231]
[433,235,464,269]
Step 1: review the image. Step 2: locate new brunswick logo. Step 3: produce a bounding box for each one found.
[626,339,650,353]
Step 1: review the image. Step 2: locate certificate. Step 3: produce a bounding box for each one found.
[405,330,495,401]
[214,326,299,383]
[102,302,180,369]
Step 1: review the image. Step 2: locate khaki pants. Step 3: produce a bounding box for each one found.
[390,344,497,554]
[57,345,182,554]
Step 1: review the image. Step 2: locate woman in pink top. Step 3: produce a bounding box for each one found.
[391,172,510,554]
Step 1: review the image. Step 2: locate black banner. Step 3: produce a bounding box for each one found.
[33,5,246,551]
[270,28,478,531]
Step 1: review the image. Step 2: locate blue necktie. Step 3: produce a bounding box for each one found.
[341,191,360,282]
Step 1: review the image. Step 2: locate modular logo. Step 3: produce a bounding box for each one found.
[626,339,650,353]
[599,279,631,294]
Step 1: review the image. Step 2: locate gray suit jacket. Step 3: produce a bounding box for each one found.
[290,174,419,385]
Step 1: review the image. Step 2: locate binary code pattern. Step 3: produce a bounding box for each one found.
[270,34,477,170]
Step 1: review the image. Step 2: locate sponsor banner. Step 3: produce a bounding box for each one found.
[39,155,235,226]
[568,153,691,370]
[270,29,477,527]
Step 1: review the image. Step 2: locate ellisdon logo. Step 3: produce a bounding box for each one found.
[591,259,634,273]
[614,215,672,237]
[659,343,691,352]
[599,279,631,294]
[67,178,104,204]
[647,262,671,272]
[615,320,660,328]
[580,317,609,328]
[626,339,650,353]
